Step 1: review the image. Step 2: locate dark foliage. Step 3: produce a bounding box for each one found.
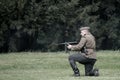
[0,0,120,52]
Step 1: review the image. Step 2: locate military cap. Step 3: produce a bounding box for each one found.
[79,27,90,31]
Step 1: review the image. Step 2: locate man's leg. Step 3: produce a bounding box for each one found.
[85,63,94,76]
[84,59,99,76]
[68,53,87,76]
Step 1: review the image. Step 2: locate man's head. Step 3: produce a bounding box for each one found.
[79,27,90,36]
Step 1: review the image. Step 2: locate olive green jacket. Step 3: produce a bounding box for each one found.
[71,33,96,59]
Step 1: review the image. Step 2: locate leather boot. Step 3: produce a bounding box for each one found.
[73,69,80,77]
[93,68,99,76]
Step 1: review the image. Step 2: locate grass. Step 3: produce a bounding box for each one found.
[0,51,120,80]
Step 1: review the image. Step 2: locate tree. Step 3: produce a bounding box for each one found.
[0,0,120,53]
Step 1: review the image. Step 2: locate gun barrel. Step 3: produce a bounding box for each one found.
[59,41,77,45]
[55,41,77,53]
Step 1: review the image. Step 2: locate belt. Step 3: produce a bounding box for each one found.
[86,48,94,49]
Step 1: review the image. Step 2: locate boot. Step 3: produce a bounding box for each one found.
[93,68,99,76]
[73,69,80,77]
[73,73,80,77]
[86,68,99,76]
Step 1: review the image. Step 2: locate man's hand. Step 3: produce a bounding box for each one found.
[67,44,72,49]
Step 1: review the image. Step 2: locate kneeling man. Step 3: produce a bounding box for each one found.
[67,27,99,77]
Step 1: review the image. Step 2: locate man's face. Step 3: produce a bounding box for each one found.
[80,30,86,36]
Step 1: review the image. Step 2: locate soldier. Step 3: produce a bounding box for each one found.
[67,27,99,77]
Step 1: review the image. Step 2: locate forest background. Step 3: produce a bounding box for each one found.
[0,0,120,52]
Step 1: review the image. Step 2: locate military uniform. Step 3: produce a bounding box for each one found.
[68,27,99,76]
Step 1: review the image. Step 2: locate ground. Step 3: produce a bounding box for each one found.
[0,51,120,80]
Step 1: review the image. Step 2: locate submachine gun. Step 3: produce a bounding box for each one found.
[58,41,77,53]
[58,41,88,54]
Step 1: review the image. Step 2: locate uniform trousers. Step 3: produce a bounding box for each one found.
[68,53,96,76]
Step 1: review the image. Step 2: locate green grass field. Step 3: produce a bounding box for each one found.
[0,51,120,80]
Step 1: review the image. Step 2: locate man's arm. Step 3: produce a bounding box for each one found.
[67,37,86,51]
